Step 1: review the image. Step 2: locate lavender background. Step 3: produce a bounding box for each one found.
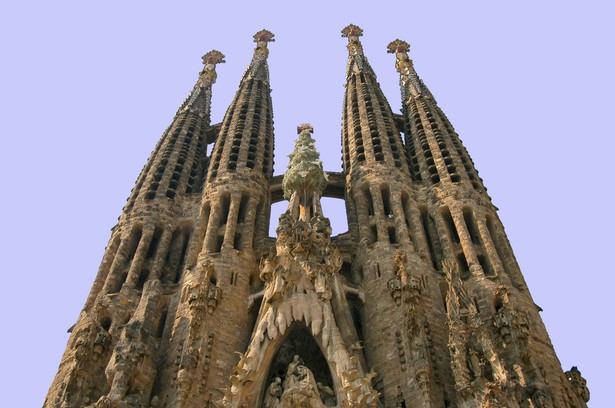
[1,1,612,406]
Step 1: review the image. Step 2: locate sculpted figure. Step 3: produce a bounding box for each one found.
[280,356,325,407]
[443,259,474,320]
[263,377,283,408]
[284,355,304,389]
[493,308,512,341]
[387,276,402,305]
[207,283,222,313]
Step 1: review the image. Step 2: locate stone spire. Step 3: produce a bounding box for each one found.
[122,51,224,211]
[386,39,426,100]
[240,29,275,84]
[388,38,486,190]
[181,50,226,113]
[341,23,376,78]
[340,24,408,174]
[207,29,275,181]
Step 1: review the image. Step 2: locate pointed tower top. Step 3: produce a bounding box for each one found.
[387,39,415,75]
[240,30,275,83]
[180,50,225,113]
[341,24,364,56]
[387,38,424,97]
[197,50,225,88]
[283,123,327,201]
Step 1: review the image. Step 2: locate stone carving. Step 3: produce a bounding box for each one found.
[443,259,476,322]
[263,377,283,408]
[565,366,590,402]
[105,322,151,402]
[176,347,199,405]
[442,261,516,405]
[261,357,331,408]
[207,283,222,313]
[388,251,421,306]
[493,307,512,343]
[387,275,403,305]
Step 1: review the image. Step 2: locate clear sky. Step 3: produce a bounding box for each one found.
[1,1,613,406]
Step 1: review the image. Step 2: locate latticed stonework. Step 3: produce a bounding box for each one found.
[45,26,589,408]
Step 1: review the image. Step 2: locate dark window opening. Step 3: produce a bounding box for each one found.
[214,235,224,253]
[442,208,460,244]
[156,310,167,338]
[220,194,230,226]
[457,253,469,276]
[388,227,398,244]
[381,184,392,217]
[136,268,150,291]
[478,255,495,277]
[463,208,480,244]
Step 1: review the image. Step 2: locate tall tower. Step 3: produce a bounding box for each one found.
[45,27,590,408]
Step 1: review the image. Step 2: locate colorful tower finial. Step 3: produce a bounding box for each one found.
[387,39,415,76]
[341,24,364,56]
[198,50,225,87]
[202,49,225,66]
[388,38,423,97]
[341,23,363,39]
[253,29,275,44]
[242,30,275,82]
[252,29,275,60]
[387,39,410,55]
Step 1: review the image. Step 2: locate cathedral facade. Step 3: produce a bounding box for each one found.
[45,26,589,408]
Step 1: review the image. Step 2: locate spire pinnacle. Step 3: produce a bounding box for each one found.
[387,39,415,76]
[341,24,364,56]
[241,29,275,83]
[387,38,424,97]
[197,50,225,87]
[252,29,275,60]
